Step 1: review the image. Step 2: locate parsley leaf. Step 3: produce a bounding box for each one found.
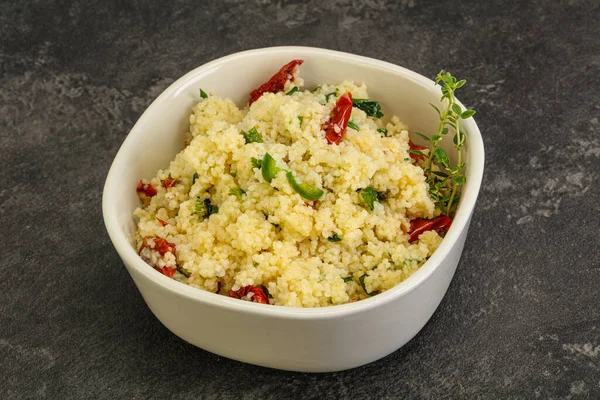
[327,233,342,242]
[251,157,263,169]
[360,187,382,211]
[199,89,208,99]
[242,127,263,144]
[286,86,299,95]
[352,99,384,118]
[347,121,360,131]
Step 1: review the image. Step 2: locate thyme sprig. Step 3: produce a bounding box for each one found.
[417,71,475,215]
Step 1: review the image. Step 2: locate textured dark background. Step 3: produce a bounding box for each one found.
[1,0,599,398]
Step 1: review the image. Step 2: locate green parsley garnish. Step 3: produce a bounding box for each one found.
[347,121,360,131]
[352,99,384,118]
[286,86,299,95]
[359,187,383,211]
[229,187,245,198]
[342,276,353,283]
[257,284,273,299]
[325,90,338,102]
[297,116,304,125]
[359,273,379,296]
[192,172,199,185]
[196,197,218,219]
[286,171,324,201]
[242,127,263,144]
[199,89,208,99]
[377,128,388,136]
[327,233,342,242]
[253,261,259,268]
[230,171,237,177]
[177,268,190,278]
[251,157,263,169]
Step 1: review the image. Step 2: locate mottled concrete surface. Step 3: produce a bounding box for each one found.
[1,0,599,398]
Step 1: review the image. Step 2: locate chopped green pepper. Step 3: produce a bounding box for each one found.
[261,153,282,183]
[286,171,324,201]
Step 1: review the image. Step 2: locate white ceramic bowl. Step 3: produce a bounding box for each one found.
[103,46,484,372]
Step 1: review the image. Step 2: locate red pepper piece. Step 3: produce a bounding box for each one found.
[322,92,353,145]
[161,178,176,189]
[157,218,168,227]
[408,140,428,161]
[229,285,270,304]
[408,215,452,243]
[249,60,304,105]
[136,180,157,197]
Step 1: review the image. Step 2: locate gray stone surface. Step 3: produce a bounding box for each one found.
[1,0,599,398]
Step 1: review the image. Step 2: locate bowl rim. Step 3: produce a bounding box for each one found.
[102,46,485,319]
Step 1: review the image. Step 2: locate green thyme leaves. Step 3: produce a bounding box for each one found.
[359,273,379,296]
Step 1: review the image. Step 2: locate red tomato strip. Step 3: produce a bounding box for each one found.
[408,215,452,243]
[249,60,304,105]
[157,218,168,227]
[136,180,157,197]
[161,178,176,189]
[138,236,177,277]
[229,285,270,304]
[408,140,428,161]
[322,92,353,145]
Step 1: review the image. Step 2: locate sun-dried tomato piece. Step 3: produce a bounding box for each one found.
[408,140,428,161]
[249,60,304,105]
[138,236,177,277]
[408,215,452,243]
[322,92,353,145]
[157,218,168,227]
[229,285,270,304]
[161,178,176,189]
[136,180,157,197]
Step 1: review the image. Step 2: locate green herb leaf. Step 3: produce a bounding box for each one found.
[408,149,427,157]
[451,103,463,115]
[454,175,466,185]
[229,187,246,198]
[429,103,441,115]
[455,79,467,89]
[347,121,360,131]
[243,127,263,144]
[311,85,322,93]
[377,128,388,136]
[298,116,304,125]
[360,187,381,211]
[257,284,273,299]
[325,91,337,102]
[192,172,199,185]
[413,132,431,142]
[286,171,324,201]
[286,86,299,95]
[197,198,218,219]
[251,157,263,169]
[230,171,237,177]
[253,262,259,268]
[433,147,450,168]
[262,153,282,183]
[461,109,476,119]
[352,99,384,118]
[199,89,208,99]
[359,273,378,296]
[342,276,353,283]
[177,268,190,278]
[327,233,342,242]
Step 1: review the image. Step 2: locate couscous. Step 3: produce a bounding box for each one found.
[134,60,452,307]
